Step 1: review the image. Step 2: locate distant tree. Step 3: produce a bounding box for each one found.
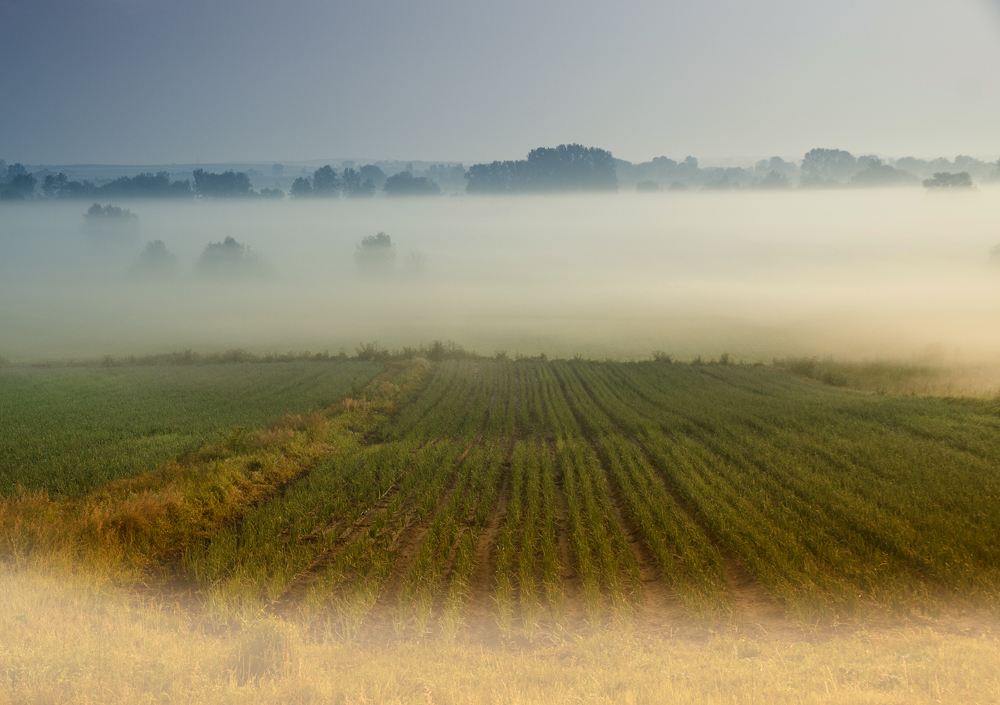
[271,163,284,176]
[702,168,751,190]
[341,168,375,197]
[354,231,396,273]
[988,158,1000,183]
[42,173,68,197]
[132,240,177,277]
[383,171,441,196]
[754,156,797,180]
[63,179,99,198]
[86,203,137,219]
[636,180,661,192]
[465,144,617,193]
[193,169,254,197]
[5,163,28,180]
[923,172,973,189]
[667,181,688,191]
[952,155,990,177]
[82,203,140,240]
[850,158,917,187]
[290,177,313,198]
[526,144,618,191]
[800,148,859,186]
[4,172,36,198]
[759,171,790,189]
[99,171,191,198]
[197,236,269,277]
[312,165,340,197]
[464,160,530,194]
[258,187,284,199]
[358,164,386,189]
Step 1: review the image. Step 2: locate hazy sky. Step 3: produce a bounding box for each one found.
[3,0,999,165]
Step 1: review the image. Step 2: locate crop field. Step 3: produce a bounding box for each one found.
[0,360,381,496]
[198,358,1000,636]
[3,356,1000,701]
[8,359,999,628]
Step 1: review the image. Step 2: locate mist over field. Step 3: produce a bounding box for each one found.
[2,189,999,364]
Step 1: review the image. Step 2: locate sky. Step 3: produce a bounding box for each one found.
[2,0,1000,165]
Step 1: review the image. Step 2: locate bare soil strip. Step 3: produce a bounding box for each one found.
[463,438,515,618]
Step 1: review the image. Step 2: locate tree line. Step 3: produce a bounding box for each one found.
[3,145,999,201]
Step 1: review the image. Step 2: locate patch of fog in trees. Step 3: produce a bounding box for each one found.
[1,189,999,363]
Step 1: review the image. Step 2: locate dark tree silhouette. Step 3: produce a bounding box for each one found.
[42,173,68,197]
[850,159,916,187]
[759,171,790,189]
[465,144,617,193]
[99,171,191,198]
[86,203,137,219]
[923,172,973,189]
[383,172,441,196]
[193,169,253,197]
[290,177,313,198]
[340,168,375,198]
[801,148,859,185]
[358,164,386,189]
[312,166,340,197]
[3,172,37,198]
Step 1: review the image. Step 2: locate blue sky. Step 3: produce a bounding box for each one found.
[2,0,999,164]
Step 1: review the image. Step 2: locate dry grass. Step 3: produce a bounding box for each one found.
[1,567,998,704]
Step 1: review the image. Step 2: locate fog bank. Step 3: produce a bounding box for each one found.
[2,189,999,364]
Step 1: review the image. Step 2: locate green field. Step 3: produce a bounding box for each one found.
[0,361,381,496]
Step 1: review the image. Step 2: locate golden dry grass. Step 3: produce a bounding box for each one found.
[1,567,998,704]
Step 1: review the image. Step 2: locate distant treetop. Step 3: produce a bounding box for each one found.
[383,171,441,196]
[465,144,618,194]
[193,169,253,198]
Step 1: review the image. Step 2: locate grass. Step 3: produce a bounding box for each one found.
[0,361,382,495]
[0,359,429,579]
